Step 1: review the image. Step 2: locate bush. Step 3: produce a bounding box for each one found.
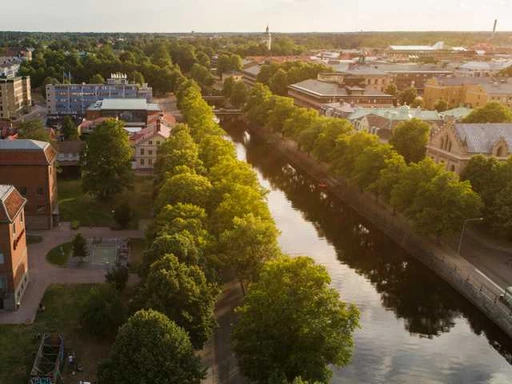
[79,285,126,339]
[71,220,80,230]
[105,262,129,291]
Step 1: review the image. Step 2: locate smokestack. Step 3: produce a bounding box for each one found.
[492,19,498,38]
[156,117,161,132]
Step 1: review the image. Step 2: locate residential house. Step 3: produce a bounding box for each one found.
[57,140,85,178]
[0,185,29,310]
[0,140,58,229]
[130,118,172,171]
[426,122,512,174]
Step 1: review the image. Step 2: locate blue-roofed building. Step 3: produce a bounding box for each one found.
[427,122,512,174]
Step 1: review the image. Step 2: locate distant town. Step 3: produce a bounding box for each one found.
[1,27,512,384]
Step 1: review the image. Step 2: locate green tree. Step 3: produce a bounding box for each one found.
[105,262,129,291]
[130,70,145,85]
[140,232,200,277]
[410,172,483,237]
[311,118,354,162]
[220,214,281,292]
[330,131,380,178]
[222,76,236,98]
[230,81,248,108]
[82,119,134,200]
[399,87,418,106]
[385,83,398,97]
[462,101,512,123]
[190,63,214,90]
[282,108,319,141]
[155,172,212,212]
[389,118,430,163]
[232,256,360,383]
[244,83,273,126]
[266,96,295,134]
[372,152,407,202]
[434,99,448,112]
[72,232,88,258]
[61,115,79,140]
[353,143,395,191]
[269,68,289,96]
[137,255,218,349]
[18,119,51,142]
[80,285,125,338]
[97,309,205,384]
[198,135,236,170]
[490,181,512,238]
[410,97,424,108]
[89,73,105,84]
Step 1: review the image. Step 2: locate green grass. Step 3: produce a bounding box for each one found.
[128,238,146,272]
[58,176,154,228]
[46,242,72,266]
[0,284,112,384]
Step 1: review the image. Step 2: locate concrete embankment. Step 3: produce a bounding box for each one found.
[246,123,512,339]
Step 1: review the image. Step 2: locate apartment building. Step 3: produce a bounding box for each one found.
[0,140,58,229]
[130,117,172,170]
[0,57,21,78]
[46,73,153,115]
[0,185,29,311]
[0,76,31,119]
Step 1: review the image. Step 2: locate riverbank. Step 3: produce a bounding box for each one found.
[246,122,512,340]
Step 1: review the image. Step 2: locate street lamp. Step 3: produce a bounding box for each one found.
[457,217,484,254]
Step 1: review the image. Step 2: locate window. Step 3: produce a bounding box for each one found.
[149,140,153,145]
[156,141,161,146]
[13,222,16,236]
[36,187,44,195]
[140,159,145,166]
[148,158,153,165]
[19,187,27,196]
[140,148,144,155]
[148,150,153,156]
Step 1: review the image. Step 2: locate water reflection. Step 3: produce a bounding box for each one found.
[224,123,512,380]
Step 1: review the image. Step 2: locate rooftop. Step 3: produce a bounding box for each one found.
[87,98,160,111]
[455,123,512,153]
[0,185,27,223]
[0,139,57,165]
[0,139,48,151]
[349,105,442,122]
[289,79,391,97]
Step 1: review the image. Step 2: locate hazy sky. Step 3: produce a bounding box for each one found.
[1,0,511,33]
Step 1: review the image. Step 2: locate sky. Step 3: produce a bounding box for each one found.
[1,0,511,33]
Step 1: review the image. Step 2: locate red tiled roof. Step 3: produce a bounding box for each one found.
[148,113,176,127]
[0,185,26,223]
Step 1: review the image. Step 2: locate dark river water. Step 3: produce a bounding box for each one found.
[224,124,512,384]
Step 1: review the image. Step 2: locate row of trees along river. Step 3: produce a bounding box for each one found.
[222,122,512,383]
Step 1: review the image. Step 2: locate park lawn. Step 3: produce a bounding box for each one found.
[46,242,72,266]
[58,176,154,228]
[0,284,112,384]
[128,238,146,273]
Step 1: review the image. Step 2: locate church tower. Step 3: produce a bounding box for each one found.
[266,25,272,52]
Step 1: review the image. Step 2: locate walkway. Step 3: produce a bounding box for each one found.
[0,222,144,325]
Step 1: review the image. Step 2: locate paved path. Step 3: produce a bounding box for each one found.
[0,222,144,324]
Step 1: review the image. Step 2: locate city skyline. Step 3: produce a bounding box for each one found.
[1,0,511,33]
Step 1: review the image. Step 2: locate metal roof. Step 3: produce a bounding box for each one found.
[455,123,512,153]
[0,139,48,151]
[88,98,160,111]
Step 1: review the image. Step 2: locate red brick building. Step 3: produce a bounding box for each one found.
[0,140,58,229]
[0,185,29,310]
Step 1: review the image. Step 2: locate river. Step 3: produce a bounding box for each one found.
[224,123,512,384]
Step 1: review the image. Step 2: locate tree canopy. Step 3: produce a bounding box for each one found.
[81,119,134,200]
[232,256,360,383]
[462,102,512,123]
[97,309,205,384]
[389,118,430,163]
